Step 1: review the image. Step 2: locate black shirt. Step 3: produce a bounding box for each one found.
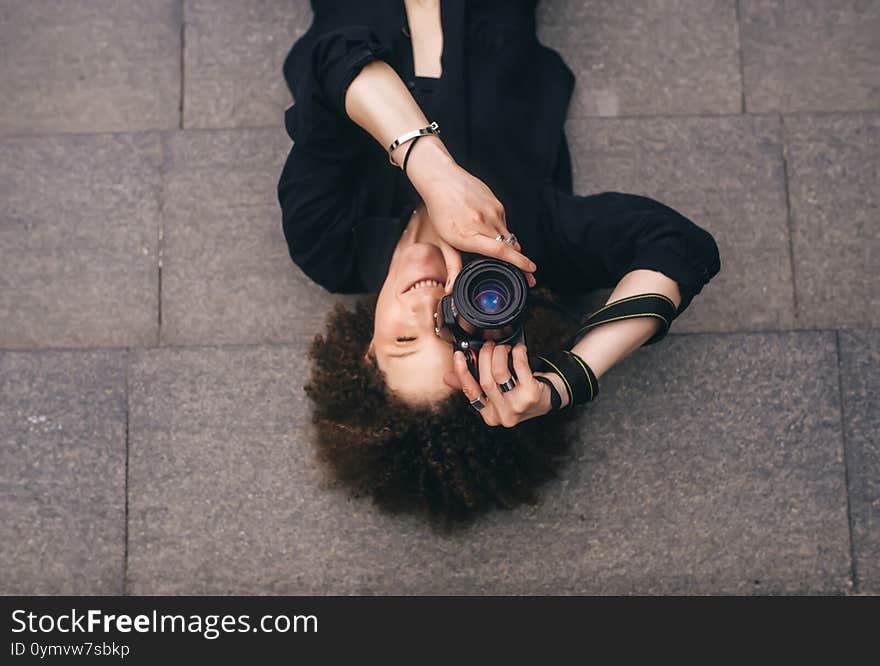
[277,0,721,338]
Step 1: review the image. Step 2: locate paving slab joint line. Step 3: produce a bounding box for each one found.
[779,115,799,318]
[4,327,877,356]
[157,132,169,344]
[733,0,747,114]
[179,0,186,130]
[1,112,875,143]
[123,348,131,596]
[834,331,860,594]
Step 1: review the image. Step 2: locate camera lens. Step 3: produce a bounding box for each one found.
[441,257,529,341]
[472,279,510,314]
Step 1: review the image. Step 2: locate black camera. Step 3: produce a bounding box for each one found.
[433,254,530,383]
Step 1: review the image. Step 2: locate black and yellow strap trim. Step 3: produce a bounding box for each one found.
[564,293,678,349]
[536,355,573,407]
[531,351,599,410]
[533,376,562,411]
[525,294,676,412]
[563,350,596,401]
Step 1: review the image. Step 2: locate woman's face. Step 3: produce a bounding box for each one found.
[367,211,457,406]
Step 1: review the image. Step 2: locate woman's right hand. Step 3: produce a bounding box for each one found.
[443,341,554,428]
[404,136,537,291]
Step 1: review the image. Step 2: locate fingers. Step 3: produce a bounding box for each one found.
[452,351,483,398]
[447,234,535,288]
[510,343,533,385]
[500,237,536,287]
[478,341,507,414]
[492,343,513,383]
[466,234,537,275]
[482,343,522,428]
[453,344,537,428]
[443,370,462,390]
[453,350,499,426]
[494,206,508,237]
[440,243,462,293]
[509,344,540,406]
[509,239,537,288]
[480,198,506,237]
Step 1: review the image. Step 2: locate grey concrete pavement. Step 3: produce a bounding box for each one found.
[839,330,880,594]
[740,0,880,114]
[785,113,880,328]
[568,114,794,333]
[1,0,877,595]
[124,333,850,595]
[538,0,743,117]
[158,126,357,346]
[0,350,127,595]
[0,132,162,349]
[0,0,181,135]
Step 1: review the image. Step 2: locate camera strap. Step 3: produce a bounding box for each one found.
[563,293,678,349]
[531,350,599,409]
[527,293,677,412]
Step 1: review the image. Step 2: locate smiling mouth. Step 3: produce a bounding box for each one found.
[402,277,444,295]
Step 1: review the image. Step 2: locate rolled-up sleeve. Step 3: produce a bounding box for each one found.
[310,25,395,120]
[277,24,403,294]
[545,188,721,343]
[619,197,721,317]
[282,24,395,147]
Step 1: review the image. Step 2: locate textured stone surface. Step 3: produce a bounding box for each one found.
[784,113,879,329]
[0,350,126,594]
[2,0,873,597]
[0,0,181,135]
[0,133,161,348]
[566,114,791,333]
[838,329,880,594]
[159,128,356,346]
[537,0,742,117]
[127,333,850,594]
[740,0,880,113]
[184,0,313,128]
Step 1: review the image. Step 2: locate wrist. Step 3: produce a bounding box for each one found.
[534,371,571,411]
[402,135,456,189]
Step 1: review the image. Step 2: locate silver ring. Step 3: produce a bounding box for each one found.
[498,378,517,393]
[494,233,518,247]
[469,396,486,411]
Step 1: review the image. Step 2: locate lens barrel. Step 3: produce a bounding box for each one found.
[435,257,529,343]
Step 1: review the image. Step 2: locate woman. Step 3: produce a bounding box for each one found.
[277,0,721,527]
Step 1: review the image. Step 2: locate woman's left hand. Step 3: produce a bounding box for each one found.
[442,341,553,427]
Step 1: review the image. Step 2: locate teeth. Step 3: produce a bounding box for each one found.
[408,279,442,292]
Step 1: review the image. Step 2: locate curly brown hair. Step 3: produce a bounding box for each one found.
[304,286,586,532]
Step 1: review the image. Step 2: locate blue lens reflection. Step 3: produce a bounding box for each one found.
[473,280,509,314]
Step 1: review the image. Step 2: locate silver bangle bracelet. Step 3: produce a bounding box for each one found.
[388,121,440,166]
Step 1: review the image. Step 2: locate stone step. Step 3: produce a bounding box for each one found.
[124,330,854,594]
[3,1,877,136]
[4,330,875,594]
[4,112,876,349]
[0,349,127,594]
[0,0,181,135]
